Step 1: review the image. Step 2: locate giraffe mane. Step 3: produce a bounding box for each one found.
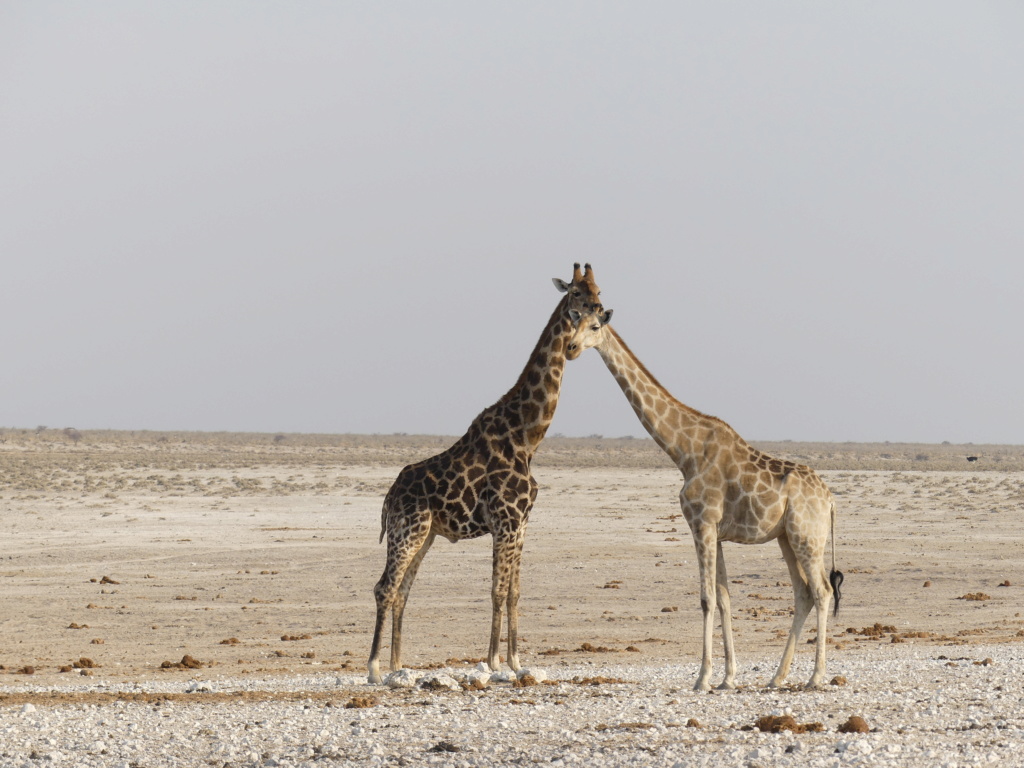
[496,295,570,410]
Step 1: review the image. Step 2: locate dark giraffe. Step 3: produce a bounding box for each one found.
[368,264,612,684]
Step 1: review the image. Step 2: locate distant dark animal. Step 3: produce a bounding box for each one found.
[966,456,979,462]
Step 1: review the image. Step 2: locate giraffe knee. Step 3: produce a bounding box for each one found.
[373,580,396,607]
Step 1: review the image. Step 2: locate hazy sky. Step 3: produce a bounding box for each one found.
[3,3,1022,444]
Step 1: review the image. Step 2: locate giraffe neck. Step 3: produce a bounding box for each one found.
[596,326,730,477]
[492,298,573,455]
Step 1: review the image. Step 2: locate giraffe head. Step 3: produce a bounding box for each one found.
[553,263,614,360]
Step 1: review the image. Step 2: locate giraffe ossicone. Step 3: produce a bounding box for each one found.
[576,313,843,691]
[367,263,612,685]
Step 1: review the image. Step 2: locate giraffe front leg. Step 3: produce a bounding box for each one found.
[695,601,716,692]
[692,528,718,692]
[715,542,737,690]
[489,531,519,673]
[505,534,526,673]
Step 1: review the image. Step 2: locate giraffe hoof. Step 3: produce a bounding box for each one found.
[716,681,736,691]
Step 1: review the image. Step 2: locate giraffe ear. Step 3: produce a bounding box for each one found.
[568,309,582,324]
[553,278,570,293]
[601,309,613,324]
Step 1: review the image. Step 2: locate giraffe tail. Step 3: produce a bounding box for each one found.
[829,499,843,617]
[379,500,389,544]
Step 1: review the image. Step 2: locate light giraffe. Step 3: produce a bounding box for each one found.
[572,300,842,690]
[368,264,612,684]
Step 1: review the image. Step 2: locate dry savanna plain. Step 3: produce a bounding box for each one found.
[1,430,1023,767]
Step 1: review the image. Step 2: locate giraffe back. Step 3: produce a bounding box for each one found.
[381,414,537,545]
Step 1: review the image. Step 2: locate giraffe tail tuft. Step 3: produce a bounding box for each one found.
[829,568,844,617]
[379,501,388,544]
[829,498,842,616]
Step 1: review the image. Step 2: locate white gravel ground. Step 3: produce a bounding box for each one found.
[2,643,1021,768]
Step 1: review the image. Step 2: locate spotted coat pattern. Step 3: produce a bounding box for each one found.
[368,264,610,684]
[592,325,843,691]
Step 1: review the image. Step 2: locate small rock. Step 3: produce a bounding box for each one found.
[419,673,460,691]
[384,668,422,689]
[517,668,547,684]
[20,704,36,715]
[463,671,491,689]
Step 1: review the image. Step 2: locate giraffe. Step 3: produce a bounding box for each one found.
[367,264,612,685]
[571,305,842,690]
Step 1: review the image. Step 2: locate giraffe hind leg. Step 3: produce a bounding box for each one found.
[368,598,388,685]
[770,533,816,688]
[390,530,436,674]
[367,519,431,684]
[805,572,833,688]
[802,555,834,689]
